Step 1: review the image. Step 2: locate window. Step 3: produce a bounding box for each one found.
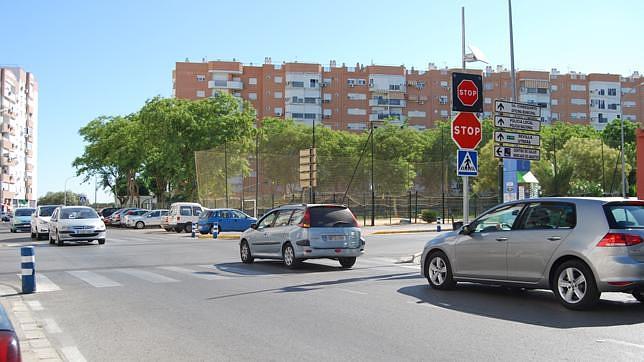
[304,113,316,119]
[484,97,491,104]
[551,99,558,106]
[180,206,192,216]
[274,107,283,116]
[440,110,448,117]
[551,112,559,119]
[439,96,448,105]
[290,81,304,87]
[621,87,635,94]
[258,211,278,228]
[520,203,576,230]
[231,210,245,218]
[150,211,160,217]
[537,88,547,94]
[308,207,356,227]
[551,84,558,92]
[597,89,605,96]
[196,74,206,82]
[407,110,426,118]
[356,79,367,86]
[304,97,317,104]
[274,76,282,84]
[608,88,617,96]
[60,208,99,220]
[571,84,586,91]
[291,112,304,119]
[248,77,257,85]
[347,93,366,100]
[347,108,366,115]
[196,90,205,98]
[471,204,525,233]
[323,109,332,116]
[192,207,202,216]
[604,203,644,229]
[310,79,318,88]
[440,81,448,88]
[571,98,586,105]
[623,101,636,108]
[248,92,257,100]
[289,209,305,225]
[274,210,294,227]
[608,103,618,110]
[274,91,282,99]
[323,93,332,101]
[484,82,494,90]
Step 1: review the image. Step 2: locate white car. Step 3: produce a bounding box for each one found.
[48,206,107,246]
[126,209,168,229]
[161,202,203,232]
[30,205,61,240]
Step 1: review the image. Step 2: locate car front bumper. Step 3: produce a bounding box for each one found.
[58,230,107,241]
[12,224,31,232]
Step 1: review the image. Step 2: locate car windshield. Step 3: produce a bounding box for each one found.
[61,208,99,220]
[39,206,58,217]
[604,203,644,229]
[15,209,35,216]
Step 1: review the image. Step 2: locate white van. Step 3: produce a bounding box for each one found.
[161,202,203,232]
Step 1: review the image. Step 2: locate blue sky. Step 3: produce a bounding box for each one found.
[2,0,642,202]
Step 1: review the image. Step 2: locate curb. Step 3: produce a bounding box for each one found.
[195,234,240,240]
[370,229,448,235]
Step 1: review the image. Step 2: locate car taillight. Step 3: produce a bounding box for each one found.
[597,233,643,247]
[350,210,359,227]
[298,208,311,228]
[0,331,21,362]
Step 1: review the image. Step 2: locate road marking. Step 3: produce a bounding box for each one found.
[114,268,179,283]
[596,339,644,350]
[337,288,368,295]
[61,346,87,362]
[26,300,44,311]
[27,274,61,292]
[66,271,122,288]
[157,266,227,280]
[43,318,62,334]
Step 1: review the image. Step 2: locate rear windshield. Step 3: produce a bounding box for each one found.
[39,206,59,217]
[15,209,35,216]
[61,208,99,220]
[604,203,644,229]
[309,207,357,228]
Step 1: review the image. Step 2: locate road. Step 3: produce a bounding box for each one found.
[0,223,643,361]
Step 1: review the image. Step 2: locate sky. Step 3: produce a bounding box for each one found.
[1,0,642,203]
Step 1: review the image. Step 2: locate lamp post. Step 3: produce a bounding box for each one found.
[63,176,76,206]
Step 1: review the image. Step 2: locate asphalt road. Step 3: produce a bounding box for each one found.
[0,223,643,361]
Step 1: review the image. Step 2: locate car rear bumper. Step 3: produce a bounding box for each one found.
[295,247,363,259]
[596,256,644,292]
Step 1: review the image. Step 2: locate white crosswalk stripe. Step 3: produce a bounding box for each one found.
[114,268,179,283]
[157,266,229,280]
[66,270,122,288]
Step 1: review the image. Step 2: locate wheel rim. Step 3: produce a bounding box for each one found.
[557,267,587,304]
[429,256,447,285]
[241,243,249,260]
[284,246,294,266]
[137,222,143,229]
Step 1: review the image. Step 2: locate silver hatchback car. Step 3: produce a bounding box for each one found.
[240,204,365,268]
[421,197,644,310]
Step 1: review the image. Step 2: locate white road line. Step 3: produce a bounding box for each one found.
[26,300,44,311]
[596,339,644,350]
[114,268,179,283]
[66,271,122,288]
[43,318,62,334]
[337,288,368,295]
[22,274,61,292]
[157,266,227,280]
[61,346,87,362]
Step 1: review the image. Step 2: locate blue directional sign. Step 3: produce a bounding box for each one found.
[457,150,478,177]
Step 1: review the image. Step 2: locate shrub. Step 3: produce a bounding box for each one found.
[421,209,438,223]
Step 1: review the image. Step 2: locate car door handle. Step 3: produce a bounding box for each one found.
[547,236,561,241]
[496,237,508,242]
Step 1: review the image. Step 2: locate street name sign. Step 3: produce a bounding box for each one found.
[452,72,483,112]
[494,145,541,161]
[457,150,478,177]
[494,131,541,146]
[495,100,541,118]
[494,115,541,132]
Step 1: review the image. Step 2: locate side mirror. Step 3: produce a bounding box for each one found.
[461,224,473,235]
[250,223,258,230]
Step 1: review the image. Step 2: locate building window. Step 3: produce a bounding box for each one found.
[624,114,637,121]
[304,97,317,104]
[274,107,283,116]
[623,101,636,108]
[248,78,257,85]
[310,79,318,88]
[323,93,332,101]
[356,79,366,86]
[248,92,257,100]
[551,112,559,119]
[196,90,205,98]
[323,109,332,117]
[291,113,304,119]
[608,88,617,96]
[551,84,558,92]
[407,111,426,118]
[590,99,605,109]
[440,81,448,88]
[304,113,317,119]
[621,87,635,94]
[484,82,494,90]
[347,108,366,115]
[274,76,282,84]
[347,93,366,100]
[274,92,282,99]
[571,84,586,91]
[289,81,304,87]
[571,98,586,105]
[440,110,448,117]
[607,103,618,110]
[484,97,491,104]
[196,75,206,82]
[439,96,448,105]
[551,99,558,106]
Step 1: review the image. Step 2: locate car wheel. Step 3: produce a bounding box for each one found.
[632,289,644,303]
[184,223,192,233]
[209,224,216,234]
[174,226,182,233]
[135,221,144,229]
[282,243,300,269]
[163,227,172,232]
[425,251,456,290]
[338,257,356,268]
[30,231,36,239]
[240,240,254,264]
[553,260,599,310]
[56,232,64,247]
[10,228,15,233]
[98,239,106,245]
[49,232,54,244]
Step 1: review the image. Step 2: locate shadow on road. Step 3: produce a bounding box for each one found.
[398,283,644,329]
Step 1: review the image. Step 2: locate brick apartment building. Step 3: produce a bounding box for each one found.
[0,67,38,211]
[173,58,642,131]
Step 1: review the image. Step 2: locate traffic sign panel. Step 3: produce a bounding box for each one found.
[457,150,478,177]
[451,113,482,149]
[494,131,541,146]
[494,115,541,132]
[452,72,483,112]
[495,100,541,118]
[494,145,541,160]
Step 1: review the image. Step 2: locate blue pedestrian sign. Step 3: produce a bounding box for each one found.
[457,150,478,177]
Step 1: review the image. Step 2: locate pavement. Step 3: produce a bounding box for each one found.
[0,223,643,361]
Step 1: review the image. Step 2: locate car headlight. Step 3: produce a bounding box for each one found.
[59,225,72,232]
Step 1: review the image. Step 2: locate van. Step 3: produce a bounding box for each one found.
[161,202,204,233]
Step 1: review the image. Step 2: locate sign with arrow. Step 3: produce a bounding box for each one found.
[494,131,541,146]
[494,115,541,132]
[494,145,540,161]
[495,100,541,118]
[457,150,478,177]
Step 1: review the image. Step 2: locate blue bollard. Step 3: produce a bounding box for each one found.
[212,222,218,239]
[21,246,35,294]
[436,224,441,232]
[191,222,196,238]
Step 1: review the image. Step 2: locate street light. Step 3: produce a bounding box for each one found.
[64,176,76,206]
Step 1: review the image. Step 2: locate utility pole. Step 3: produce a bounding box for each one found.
[441,126,445,221]
[255,120,259,217]
[224,141,229,207]
[620,115,626,197]
[461,6,469,224]
[370,122,375,226]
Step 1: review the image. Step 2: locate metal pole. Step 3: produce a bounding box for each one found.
[311,113,316,204]
[441,125,446,220]
[601,136,606,194]
[461,6,469,224]
[224,141,229,207]
[414,190,418,223]
[508,0,517,102]
[620,115,626,197]
[461,7,466,70]
[553,134,558,196]
[255,121,259,217]
[371,123,375,226]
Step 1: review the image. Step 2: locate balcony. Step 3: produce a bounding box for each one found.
[369,99,406,107]
[1,174,14,183]
[1,123,10,134]
[208,80,243,90]
[2,140,13,151]
[369,113,406,122]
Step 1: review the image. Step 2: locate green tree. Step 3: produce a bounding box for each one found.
[38,191,81,205]
[472,141,499,195]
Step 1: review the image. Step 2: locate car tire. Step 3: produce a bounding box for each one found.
[163,227,172,232]
[49,232,54,244]
[282,243,300,269]
[632,289,644,303]
[135,221,144,229]
[552,260,600,310]
[184,223,192,233]
[338,257,356,268]
[174,226,182,233]
[10,228,15,233]
[98,239,106,245]
[425,251,456,290]
[56,232,64,247]
[240,240,254,264]
[31,231,36,239]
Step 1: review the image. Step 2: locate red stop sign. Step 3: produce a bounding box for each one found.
[457,79,479,106]
[451,112,482,149]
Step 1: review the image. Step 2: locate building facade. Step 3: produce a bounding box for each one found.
[173,59,642,131]
[0,67,38,211]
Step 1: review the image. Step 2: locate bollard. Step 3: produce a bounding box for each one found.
[436,224,441,232]
[191,222,196,238]
[211,222,219,239]
[21,246,35,294]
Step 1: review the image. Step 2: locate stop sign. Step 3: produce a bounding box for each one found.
[451,112,482,149]
[457,79,479,106]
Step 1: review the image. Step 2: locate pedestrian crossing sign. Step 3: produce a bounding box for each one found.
[457,150,478,177]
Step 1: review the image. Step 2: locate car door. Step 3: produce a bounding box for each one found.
[230,210,248,231]
[265,209,294,256]
[249,211,278,256]
[453,203,526,281]
[148,211,160,226]
[507,202,575,283]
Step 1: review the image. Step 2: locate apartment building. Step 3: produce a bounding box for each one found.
[0,67,38,212]
[173,59,643,131]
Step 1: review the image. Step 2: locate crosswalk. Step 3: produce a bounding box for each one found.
[5,257,419,293]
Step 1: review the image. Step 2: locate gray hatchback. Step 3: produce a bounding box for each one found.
[240,204,365,268]
[420,197,644,309]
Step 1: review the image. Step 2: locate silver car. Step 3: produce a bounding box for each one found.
[49,206,107,246]
[240,204,365,268]
[125,209,169,229]
[420,198,644,310]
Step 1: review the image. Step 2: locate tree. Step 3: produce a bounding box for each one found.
[472,141,498,195]
[38,191,81,205]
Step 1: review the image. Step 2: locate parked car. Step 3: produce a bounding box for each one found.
[122,209,149,227]
[125,209,168,229]
[0,302,21,362]
[161,202,203,233]
[1,211,10,222]
[239,204,364,269]
[198,208,257,234]
[30,204,61,240]
[108,208,142,227]
[420,197,644,310]
[10,207,36,233]
[98,207,119,222]
[48,206,106,246]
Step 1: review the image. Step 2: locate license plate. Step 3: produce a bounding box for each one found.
[327,235,345,241]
